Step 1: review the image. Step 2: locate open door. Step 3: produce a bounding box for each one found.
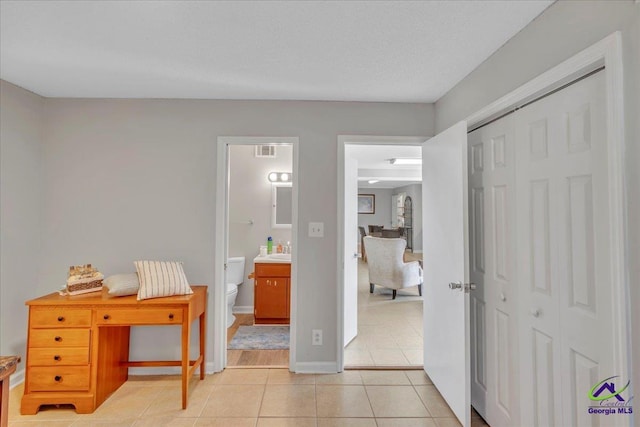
[343,147,358,346]
[422,121,470,426]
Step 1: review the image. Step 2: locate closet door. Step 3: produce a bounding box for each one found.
[468,115,518,427]
[516,71,616,426]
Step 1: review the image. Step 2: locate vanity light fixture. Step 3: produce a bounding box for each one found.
[268,172,292,183]
[389,158,422,165]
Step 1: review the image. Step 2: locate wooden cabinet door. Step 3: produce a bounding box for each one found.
[255,277,289,320]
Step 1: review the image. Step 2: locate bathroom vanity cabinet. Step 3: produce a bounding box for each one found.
[253,262,290,325]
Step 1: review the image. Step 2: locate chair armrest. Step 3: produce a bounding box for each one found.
[400,260,423,286]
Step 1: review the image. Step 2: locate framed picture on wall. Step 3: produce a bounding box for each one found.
[358,194,375,214]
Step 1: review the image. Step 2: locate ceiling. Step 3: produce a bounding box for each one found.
[350,145,422,189]
[0,1,552,102]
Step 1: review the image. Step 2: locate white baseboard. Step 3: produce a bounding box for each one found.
[294,361,339,374]
[412,250,423,254]
[128,364,217,375]
[233,305,254,314]
[206,361,220,374]
[9,368,25,389]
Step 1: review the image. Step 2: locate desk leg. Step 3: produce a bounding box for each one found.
[1,376,9,427]
[199,310,206,380]
[181,317,190,410]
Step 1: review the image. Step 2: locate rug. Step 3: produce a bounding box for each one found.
[228,326,289,350]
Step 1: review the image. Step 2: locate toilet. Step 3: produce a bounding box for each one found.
[226,256,246,328]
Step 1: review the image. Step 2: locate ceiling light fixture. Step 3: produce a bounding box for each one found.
[389,158,422,165]
[367,180,380,184]
[268,172,292,183]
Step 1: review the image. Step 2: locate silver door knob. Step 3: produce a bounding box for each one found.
[500,293,506,302]
[530,308,541,317]
[353,253,359,258]
[449,282,476,293]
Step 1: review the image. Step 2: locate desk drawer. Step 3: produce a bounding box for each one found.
[30,308,91,328]
[28,347,90,366]
[255,263,291,277]
[30,329,90,348]
[96,308,183,325]
[28,366,90,391]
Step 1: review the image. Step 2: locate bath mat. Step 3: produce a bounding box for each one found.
[228,326,289,350]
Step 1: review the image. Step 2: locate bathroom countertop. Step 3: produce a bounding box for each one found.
[253,254,292,264]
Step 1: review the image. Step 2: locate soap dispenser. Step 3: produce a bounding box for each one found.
[267,236,273,254]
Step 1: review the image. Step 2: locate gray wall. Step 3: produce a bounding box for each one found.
[436,0,640,402]
[2,94,433,367]
[393,184,422,252]
[0,82,44,360]
[228,144,293,308]
[357,188,393,231]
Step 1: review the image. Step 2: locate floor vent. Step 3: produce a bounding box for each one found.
[255,145,276,158]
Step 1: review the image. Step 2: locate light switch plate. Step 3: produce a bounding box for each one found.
[308,222,324,237]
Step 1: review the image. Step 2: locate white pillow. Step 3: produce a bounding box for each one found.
[135,260,193,301]
[104,273,140,297]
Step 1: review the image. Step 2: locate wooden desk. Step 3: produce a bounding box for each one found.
[1,356,20,427]
[21,286,207,415]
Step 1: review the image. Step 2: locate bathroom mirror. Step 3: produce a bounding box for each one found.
[272,183,292,229]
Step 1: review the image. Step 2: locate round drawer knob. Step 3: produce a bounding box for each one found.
[54,355,61,361]
[54,375,62,382]
[103,314,110,320]
[168,313,174,320]
[54,336,62,342]
[57,316,65,322]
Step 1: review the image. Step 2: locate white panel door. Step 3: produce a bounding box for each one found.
[343,147,358,346]
[422,121,470,427]
[468,115,518,427]
[516,72,622,426]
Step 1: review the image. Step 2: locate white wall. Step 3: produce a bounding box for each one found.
[31,98,434,366]
[0,81,43,367]
[392,184,422,252]
[357,188,393,231]
[228,144,292,308]
[435,0,640,404]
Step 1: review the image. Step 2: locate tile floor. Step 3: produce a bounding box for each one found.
[8,369,489,426]
[345,257,424,367]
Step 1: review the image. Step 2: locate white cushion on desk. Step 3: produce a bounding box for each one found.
[135,260,193,301]
[104,273,139,297]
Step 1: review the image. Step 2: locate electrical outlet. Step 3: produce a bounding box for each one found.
[312,329,323,346]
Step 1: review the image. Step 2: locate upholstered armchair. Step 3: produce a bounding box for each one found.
[363,236,423,299]
[358,226,368,262]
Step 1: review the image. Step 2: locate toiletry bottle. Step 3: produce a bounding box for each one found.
[286,241,291,254]
[277,240,283,254]
[267,236,273,254]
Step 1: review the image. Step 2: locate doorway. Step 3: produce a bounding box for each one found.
[214,136,299,372]
[337,137,427,370]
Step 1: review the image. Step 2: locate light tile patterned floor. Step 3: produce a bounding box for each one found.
[345,258,424,367]
[8,370,490,426]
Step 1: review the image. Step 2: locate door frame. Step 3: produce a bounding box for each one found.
[462,31,630,386]
[213,136,299,372]
[336,135,428,371]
